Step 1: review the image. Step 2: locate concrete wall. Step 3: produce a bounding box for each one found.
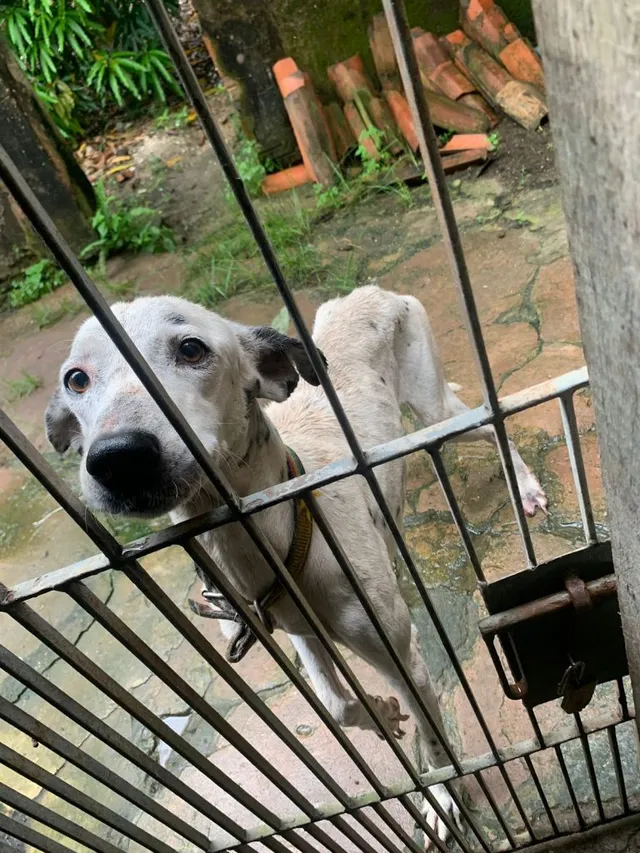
[0,36,94,295]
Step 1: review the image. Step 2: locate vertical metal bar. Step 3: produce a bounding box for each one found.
[559,394,597,544]
[352,810,409,853]
[472,771,516,849]
[395,794,450,853]
[184,543,388,798]
[305,494,460,768]
[0,742,176,853]
[555,744,586,831]
[474,771,518,848]
[143,0,363,462]
[0,780,124,853]
[430,449,485,583]
[381,0,536,570]
[331,816,385,853]
[574,714,605,822]
[523,755,559,836]
[608,726,630,815]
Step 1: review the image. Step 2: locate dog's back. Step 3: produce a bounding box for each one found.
[267,284,450,463]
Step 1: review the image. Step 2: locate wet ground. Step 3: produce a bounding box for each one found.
[0,160,637,852]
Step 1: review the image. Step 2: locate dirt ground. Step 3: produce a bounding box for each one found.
[0,115,635,852]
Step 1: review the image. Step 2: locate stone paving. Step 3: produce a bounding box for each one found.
[0,174,637,853]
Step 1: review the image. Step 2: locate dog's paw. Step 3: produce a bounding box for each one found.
[372,694,410,739]
[518,467,548,517]
[421,783,461,849]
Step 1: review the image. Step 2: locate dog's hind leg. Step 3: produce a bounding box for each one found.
[395,294,547,516]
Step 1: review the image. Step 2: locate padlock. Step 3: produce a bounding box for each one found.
[558,659,597,713]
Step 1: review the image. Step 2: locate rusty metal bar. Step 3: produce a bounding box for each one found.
[478,574,617,638]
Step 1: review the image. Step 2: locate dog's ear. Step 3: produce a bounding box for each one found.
[45,388,82,453]
[239,326,327,402]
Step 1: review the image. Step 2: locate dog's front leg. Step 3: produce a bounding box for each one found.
[288,635,407,735]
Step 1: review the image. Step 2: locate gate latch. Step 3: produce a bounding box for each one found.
[477,543,625,711]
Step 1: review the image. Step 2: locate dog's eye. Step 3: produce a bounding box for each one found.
[64,369,90,394]
[178,338,207,364]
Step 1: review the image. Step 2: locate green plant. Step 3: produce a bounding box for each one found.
[185,197,322,306]
[230,136,269,198]
[355,126,390,177]
[488,131,501,152]
[154,104,190,131]
[6,371,42,401]
[438,129,454,146]
[81,180,175,269]
[0,0,181,137]
[8,259,65,308]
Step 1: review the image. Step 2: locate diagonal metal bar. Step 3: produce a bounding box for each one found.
[0,694,211,850]
[0,643,247,840]
[0,741,177,853]
[0,810,77,853]
[6,603,279,831]
[559,393,597,544]
[0,779,124,853]
[184,540,469,852]
[67,578,320,820]
[123,562,353,808]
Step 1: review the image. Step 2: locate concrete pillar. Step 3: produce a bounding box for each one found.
[0,35,94,289]
[532,0,640,736]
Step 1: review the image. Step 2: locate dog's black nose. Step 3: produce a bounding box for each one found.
[86,431,162,493]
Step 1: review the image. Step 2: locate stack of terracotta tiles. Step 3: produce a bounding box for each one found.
[264,0,547,193]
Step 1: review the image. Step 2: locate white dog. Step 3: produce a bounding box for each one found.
[46,285,546,844]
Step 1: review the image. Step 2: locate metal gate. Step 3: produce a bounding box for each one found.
[0,1,636,852]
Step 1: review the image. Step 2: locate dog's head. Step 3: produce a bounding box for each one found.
[46,295,323,516]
